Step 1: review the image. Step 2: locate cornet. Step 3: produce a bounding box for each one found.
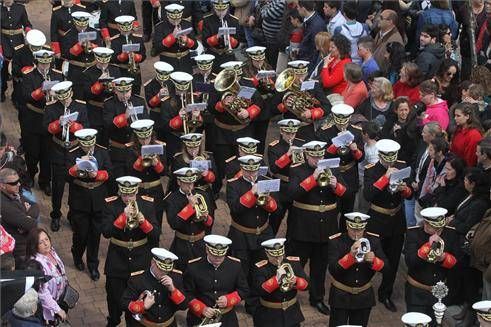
[125,199,140,230]
[278,263,296,292]
[220,18,232,53]
[355,238,370,263]
[317,168,333,187]
[427,239,445,263]
[125,100,139,123]
[132,290,156,322]
[256,192,269,206]
[388,180,403,194]
[191,192,209,222]
[198,304,222,326]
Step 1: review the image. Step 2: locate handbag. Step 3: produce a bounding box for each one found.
[59,283,79,309]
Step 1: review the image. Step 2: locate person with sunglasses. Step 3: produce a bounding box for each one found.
[0,168,39,269]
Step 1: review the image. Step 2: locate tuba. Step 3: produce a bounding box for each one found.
[125,199,140,230]
[278,263,296,292]
[214,68,249,124]
[198,304,222,326]
[317,168,333,187]
[275,68,320,121]
[427,239,445,263]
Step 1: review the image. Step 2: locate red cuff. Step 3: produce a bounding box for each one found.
[132,21,139,28]
[48,120,62,134]
[246,104,261,120]
[215,101,224,112]
[296,277,308,291]
[169,115,183,130]
[177,203,195,221]
[300,174,316,191]
[113,213,127,229]
[139,218,154,233]
[133,53,143,63]
[371,256,384,271]
[310,107,324,120]
[91,81,104,95]
[239,190,256,208]
[327,144,337,155]
[117,52,129,62]
[402,186,412,199]
[263,196,277,213]
[128,300,145,314]
[206,34,219,47]
[68,165,78,177]
[113,113,128,128]
[277,103,287,113]
[373,175,389,191]
[229,36,238,48]
[153,160,164,173]
[133,156,144,172]
[261,276,279,293]
[69,42,83,56]
[189,299,206,317]
[169,289,185,305]
[31,88,44,101]
[51,42,61,54]
[441,252,457,269]
[203,170,215,183]
[234,170,243,179]
[186,37,195,48]
[101,28,110,40]
[225,291,241,306]
[21,65,33,73]
[24,26,32,33]
[334,182,346,197]
[95,170,109,182]
[149,95,161,107]
[197,20,203,33]
[69,122,83,133]
[338,253,356,269]
[275,153,292,169]
[150,0,159,5]
[251,76,259,87]
[352,149,363,160]
[417,242,431,261]
[162,34,176,47]
[203,215,213,227]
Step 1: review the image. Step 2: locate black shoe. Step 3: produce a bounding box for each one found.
[50,218,61,232]
[74,259,85,271]
[310,301,330,315]
[379,298,397,312]
[89,269,100,281]
[39,184,52,196]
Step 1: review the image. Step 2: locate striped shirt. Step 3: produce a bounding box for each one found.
[261,0,286,40]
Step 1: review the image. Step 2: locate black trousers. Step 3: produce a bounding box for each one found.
[378,233,404,301]
[338,190,357,232]
[232,248,265,312]
[23,132,51,186]
[1,59,8,96]
[252,120,269,155]
[105,276,131,327]
[69,209,102,270]
[50,161,66,219]
[288,240,329,303]
[269,201,290,235]
[141,0,154,36]
[329,307,371,327]
[214,144,235,184]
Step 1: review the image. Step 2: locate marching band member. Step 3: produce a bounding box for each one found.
[473,301,491,326]
[101,176,158,327]
[327,212,386,326]
[287,140,347,315]
[253,238,308,327]
[405,207,459,322]
[61,11,102,97]
[43,81,88,232]
[170,133,219,200]
[151,0,202,31]
[99,0,138,44]
[184,235,249,327]
[22,49,62,196]
[401,312,432,327]
[110,15,146,95]
[267,119,304,234]
[82,46,120,146]
[273,60,331,141]
[364,139,413,312]
[103,77,148,193]
[164,167,214,270]
[122,248,187,327]
[128,119,166,228]
[317,103,364,227]
[152,4,197,74]
[225,137,262,180]
[66,128,111,281]
[144,61,173,145]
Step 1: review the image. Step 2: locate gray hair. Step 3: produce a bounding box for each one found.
[0,168,17,183]
[12,288,38,318]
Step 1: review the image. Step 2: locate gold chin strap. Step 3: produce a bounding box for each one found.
[333,114,351,125]
[56,89,73,101]
[79,137,97,147]
[266,246,285,257]
[197,61,213,71]
[134,128,153,139]
[239,145,257,155]
[206,244,228,256]
[425,217,446,228]
[346,222,367,230]
[95,55,112,64]
[153,258,174,272]
[118,22,133,32]
[379,151,398,163]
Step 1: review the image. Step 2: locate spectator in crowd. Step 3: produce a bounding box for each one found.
[372,9,404,72]
[5,288,43,327]
[283,8,304,63]
[417,24,445,79]
[439,24,461,65]
[0,168,38,268]
[297,0,326,72]
[356,120,380,212]
[422,156,468,215]
[358,77,395,126]
[320,33,352,94]
[381,97,419,163]
[0,224,16,272]
[476,136,491,179]
[25,228,69,324]
[334,1,369,65]
[357,36,380,82]
[459,0,487,79]
[234,0,257,47]
[463,83,490,122]
[470,202,491,300]
[434,59,460,107]
[420,79,450,131]
[309,31,332,80]
[385,41,407,84]
[323,0,345,35]
[451,103,484,166]
[393,62,424,105]
[261,0,287,66]
[341,62,368,109]
[416,0,458,45]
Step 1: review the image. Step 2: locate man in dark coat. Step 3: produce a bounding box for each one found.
[296,1,325,73]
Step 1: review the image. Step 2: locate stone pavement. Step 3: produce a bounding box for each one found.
[0,1,460,325]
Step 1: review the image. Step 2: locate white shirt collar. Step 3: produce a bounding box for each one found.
[303,11,315,23]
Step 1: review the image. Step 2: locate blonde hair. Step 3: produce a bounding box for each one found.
[372,77,394,102]
[315,31,332,55]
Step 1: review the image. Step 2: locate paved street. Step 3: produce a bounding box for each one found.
[0,1,458,325]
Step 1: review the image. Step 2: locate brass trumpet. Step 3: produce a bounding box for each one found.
[125,199,140,230]
[198,304,222,326]
[256,193,269,206]
[142,154,157,167]
[427,239,445,263]
[317,168,333,187]
[192,193,209,222]
[278,263,296,292]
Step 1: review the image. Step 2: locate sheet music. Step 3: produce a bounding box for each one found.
[42,80,60,91]
[127,105,144,116]
[190,160,211,171]
[141,144,164,156]
[300,80,316,91]
[237,86,255,100]
[332,131,355,147]
[76,158,98,171]
[218,27,236,36]
[186,103,207,112]
[317,158,340,170]
[60,112,79,126]
[122,43,140,52]
[78,31,97,42]
[257,179,281,193]
[390,167,411,183]
[175,27,192,37]
[256,70,276,79]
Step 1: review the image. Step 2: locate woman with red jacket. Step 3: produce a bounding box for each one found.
[450,102,483,166]
[393,62,423,105]
[320,33,352,94]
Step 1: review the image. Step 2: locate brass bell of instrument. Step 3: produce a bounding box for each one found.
[193,193,209,222]
[278,263,296,292]
[317,168,332,187]
[126,200,140,230]
[256,193,269,206]
[427,239,445,263]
